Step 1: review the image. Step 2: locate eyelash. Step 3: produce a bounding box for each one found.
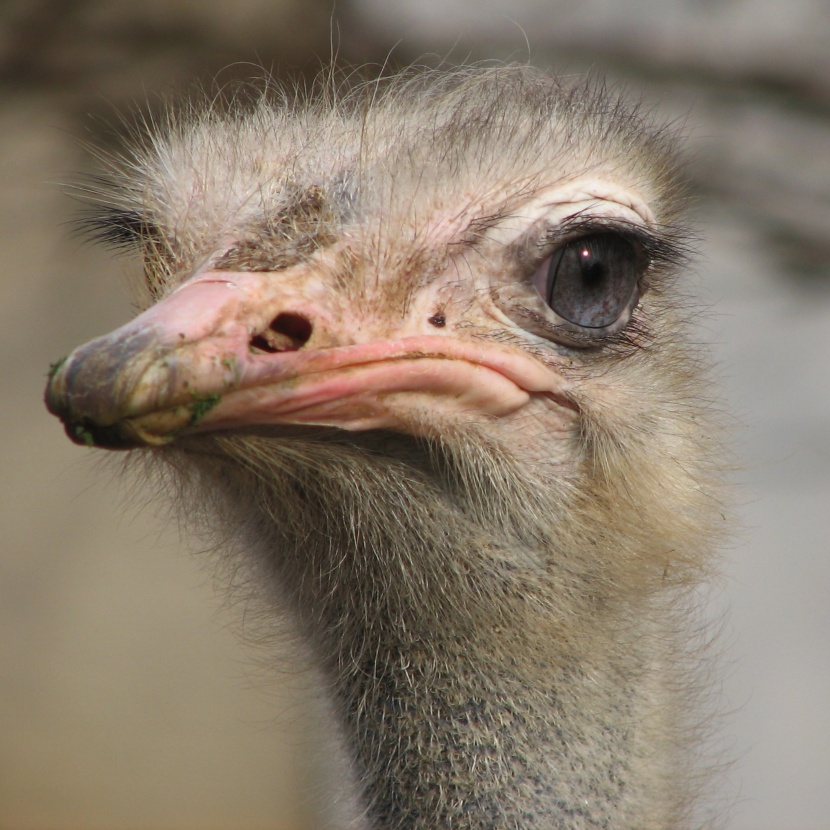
[539,217,689,287]
[83,208,160,250]
[544,216,659,258]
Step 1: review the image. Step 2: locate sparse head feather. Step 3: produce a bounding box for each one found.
[82,66,685,298]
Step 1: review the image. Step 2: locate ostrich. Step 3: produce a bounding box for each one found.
[45,66,724,829]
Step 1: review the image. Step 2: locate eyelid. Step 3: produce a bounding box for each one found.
[543,214,690,269]
[541,217,653,259]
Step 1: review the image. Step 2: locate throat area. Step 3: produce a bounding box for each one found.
[185,431,679,829]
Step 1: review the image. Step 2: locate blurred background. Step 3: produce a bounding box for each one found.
[1,1,828,828]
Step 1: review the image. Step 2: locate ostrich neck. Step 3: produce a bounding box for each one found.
[329,602,665,830]
[203,437,686,829]
[300,537,672,830]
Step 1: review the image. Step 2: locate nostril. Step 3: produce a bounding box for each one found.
[274,312,312,345]
[250,312,313,354]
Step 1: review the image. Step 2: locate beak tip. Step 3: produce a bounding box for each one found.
[44,357,132,450]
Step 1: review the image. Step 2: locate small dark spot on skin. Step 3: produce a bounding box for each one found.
[428,313,446,328]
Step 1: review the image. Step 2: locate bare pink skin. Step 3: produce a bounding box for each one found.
[46,266,575,448]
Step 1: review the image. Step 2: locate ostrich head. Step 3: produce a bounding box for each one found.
[46,66,723,829]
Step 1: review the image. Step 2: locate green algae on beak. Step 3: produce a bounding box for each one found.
[187,392,221,427]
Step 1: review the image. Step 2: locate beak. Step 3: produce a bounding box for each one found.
[45,265,564,450]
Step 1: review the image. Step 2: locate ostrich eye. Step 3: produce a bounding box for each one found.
[533,234,641,329]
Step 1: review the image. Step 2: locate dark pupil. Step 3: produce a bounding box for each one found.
[547,234,638,329]
[581,252,606,285]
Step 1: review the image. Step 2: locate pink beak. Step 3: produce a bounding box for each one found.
[46,266,563,449]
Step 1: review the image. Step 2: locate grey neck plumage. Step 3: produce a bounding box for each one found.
[177,428,695,830]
